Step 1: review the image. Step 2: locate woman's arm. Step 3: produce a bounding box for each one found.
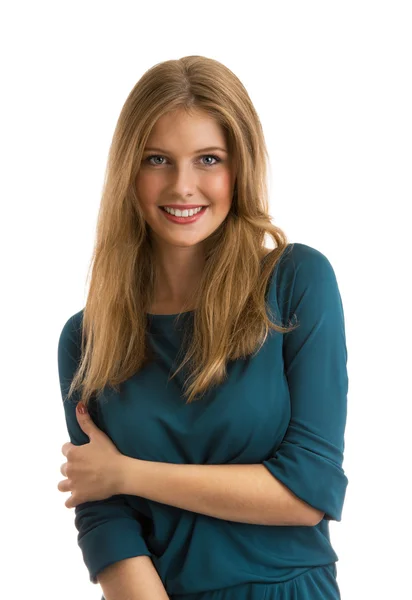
[97,555,170,600]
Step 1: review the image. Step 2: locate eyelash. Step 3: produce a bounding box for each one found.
[145,154,221,167]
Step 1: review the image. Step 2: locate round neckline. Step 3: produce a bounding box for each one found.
[146,309,195,319]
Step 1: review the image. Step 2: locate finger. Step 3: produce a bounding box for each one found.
[60,462,67,476]
[65,495,76,509]
[61,442,72,456]
[57,479,71,493]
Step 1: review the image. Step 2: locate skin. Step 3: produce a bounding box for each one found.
[58,405,123,508]
[135,107,237,308]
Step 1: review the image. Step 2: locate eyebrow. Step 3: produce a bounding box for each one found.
[144,146,228,154]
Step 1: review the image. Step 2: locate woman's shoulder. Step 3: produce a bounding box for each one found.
[275,242,338,282]
[58,308,84,351]
[266,242,339,314]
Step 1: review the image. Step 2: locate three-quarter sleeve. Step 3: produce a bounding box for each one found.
[262,244,349,522]
[57,313,153,584]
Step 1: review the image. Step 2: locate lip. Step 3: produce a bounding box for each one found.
[160,204,209,209]
[159,205,208,224]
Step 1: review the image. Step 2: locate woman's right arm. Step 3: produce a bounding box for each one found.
[97,555,170,600]
[58,314,169,597]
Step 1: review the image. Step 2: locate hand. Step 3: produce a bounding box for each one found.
[57,403,125,509]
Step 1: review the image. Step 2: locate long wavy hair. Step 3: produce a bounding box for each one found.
[67,55,298,409]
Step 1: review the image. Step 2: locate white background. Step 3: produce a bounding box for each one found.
[1,1,410,598]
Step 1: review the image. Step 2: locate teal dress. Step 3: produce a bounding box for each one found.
[57,242,348,599]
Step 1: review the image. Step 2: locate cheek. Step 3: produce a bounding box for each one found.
[206,171,233,200]
[136,172,160,202]
[136,176,167,219]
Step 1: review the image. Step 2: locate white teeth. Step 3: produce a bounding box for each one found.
[163,206,204,217]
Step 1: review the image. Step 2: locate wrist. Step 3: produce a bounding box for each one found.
[117,455,142,497]
[116,455,131,496]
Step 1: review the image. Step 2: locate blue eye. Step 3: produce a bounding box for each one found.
[145,154,221,167]
[146,155,166,166]
[200,155,221,166]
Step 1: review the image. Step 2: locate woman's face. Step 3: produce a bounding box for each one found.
[135,108,236,251]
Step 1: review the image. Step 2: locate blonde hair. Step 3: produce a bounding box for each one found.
[67,55,298,408]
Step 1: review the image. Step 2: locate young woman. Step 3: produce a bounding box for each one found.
[57,55,348,600]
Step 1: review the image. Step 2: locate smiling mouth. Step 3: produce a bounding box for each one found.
[159,205,209,222]
[159,205,209,210]
[159,206,207,214]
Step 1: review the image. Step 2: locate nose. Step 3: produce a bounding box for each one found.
[169,163,197,197]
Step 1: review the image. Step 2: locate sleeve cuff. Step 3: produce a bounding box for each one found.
[262,442,348,522]
[77,515,153,584]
